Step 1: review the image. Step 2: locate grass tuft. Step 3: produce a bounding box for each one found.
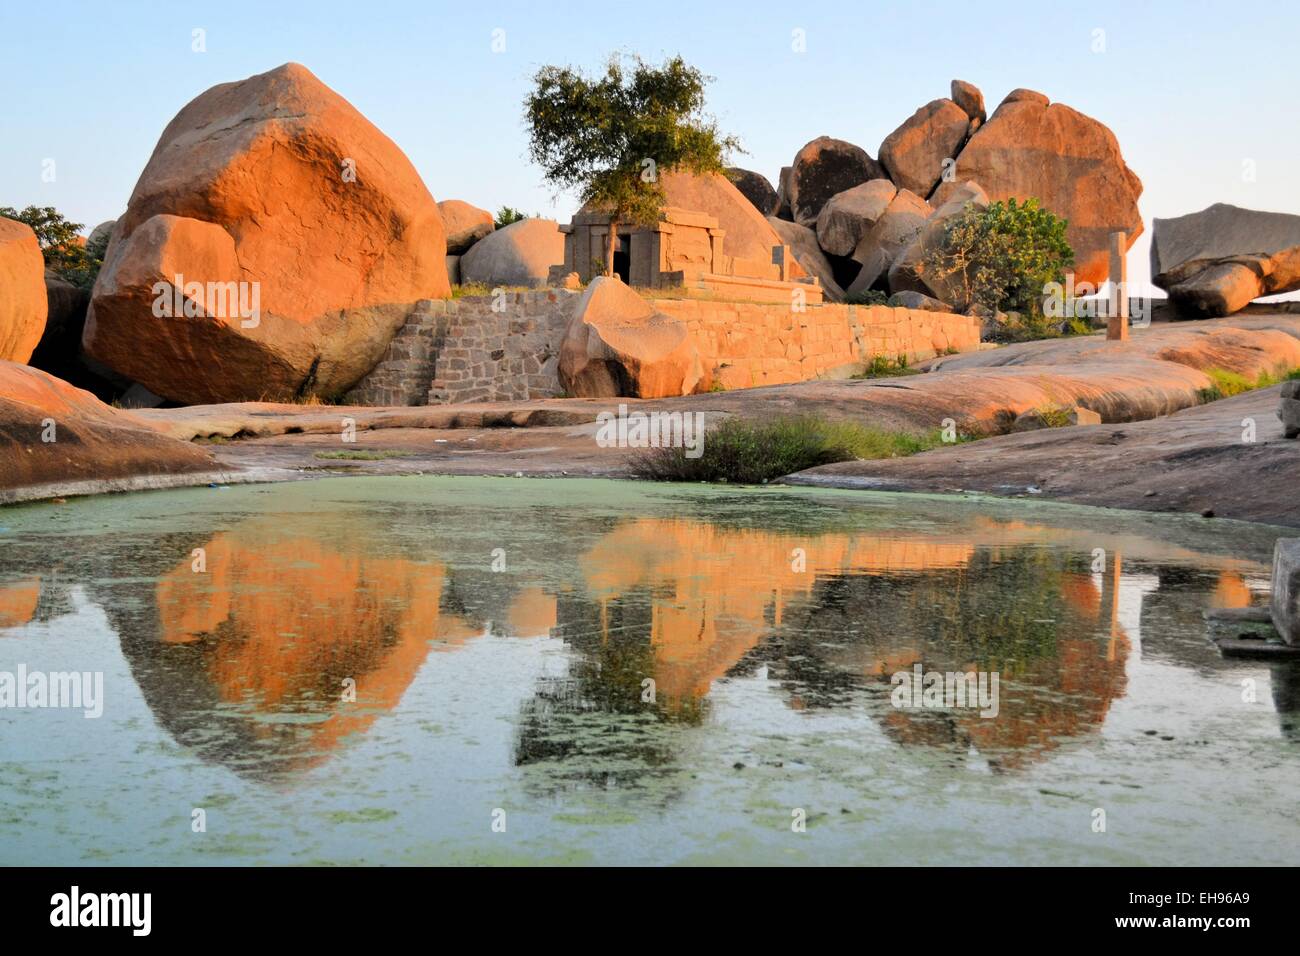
[629,414,949,484]
[1197,364,1298,403]
[314,449,411,461]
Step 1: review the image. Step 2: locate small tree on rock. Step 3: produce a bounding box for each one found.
[924,197,1074,318]
[524,54,739,278]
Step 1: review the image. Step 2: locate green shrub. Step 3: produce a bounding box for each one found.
[853,354,917,378]
[923,197,1074,317]
[845,288,890,306]
[629,415,945,484]
[314,449,412,461]
[1197,364,1298,403]
[494,206,532,228]
[1,205,102,290]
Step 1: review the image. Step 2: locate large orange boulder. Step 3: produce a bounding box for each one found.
[558,277,702,398]
[0,360,215,498]
[84,63,449,405]
[932,90,1143,286]
[0,218,48,363]
[878,98,972,199]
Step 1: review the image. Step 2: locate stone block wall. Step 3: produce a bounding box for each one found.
[345,290,980,405]
[427,290,578,404]
[654,299,981,390]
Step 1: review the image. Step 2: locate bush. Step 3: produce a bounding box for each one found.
[853,354,917,378]
[494,206,532,228]
[924,197,1074,317]
[1197,364,1298,403]
[0,205,101,291]
[845,289,889,306]
[629,414,944,484]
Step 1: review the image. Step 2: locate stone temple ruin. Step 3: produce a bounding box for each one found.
[553,207,823,304]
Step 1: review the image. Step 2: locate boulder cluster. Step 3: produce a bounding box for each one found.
[728,79,1144,308]
[1151,203,1300,318]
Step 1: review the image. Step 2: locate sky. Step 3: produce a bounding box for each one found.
[3,0,1298,293]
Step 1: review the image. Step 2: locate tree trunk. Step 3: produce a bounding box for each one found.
[606,219,618,278]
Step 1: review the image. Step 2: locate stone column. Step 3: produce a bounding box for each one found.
[1107,231,1129,341]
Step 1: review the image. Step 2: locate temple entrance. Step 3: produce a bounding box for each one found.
[613,234,631,283]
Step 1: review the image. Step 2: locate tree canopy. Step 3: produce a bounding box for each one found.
[524,54,739,274]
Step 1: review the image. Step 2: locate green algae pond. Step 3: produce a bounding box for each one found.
[0,476,1296,865]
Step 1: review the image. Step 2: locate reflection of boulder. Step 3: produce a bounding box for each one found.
[780,550,1130,770]
[120,523,476,779]
[0,576,41,630]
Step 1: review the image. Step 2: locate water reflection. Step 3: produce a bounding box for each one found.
[0,488,1290,789]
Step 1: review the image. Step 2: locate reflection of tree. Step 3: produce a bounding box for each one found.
[511,591,692,796]
[781,550,1130,769]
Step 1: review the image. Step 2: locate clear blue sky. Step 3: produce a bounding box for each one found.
[3,0,1297,292]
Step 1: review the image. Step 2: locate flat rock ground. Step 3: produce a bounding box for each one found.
[126,311,1300,528]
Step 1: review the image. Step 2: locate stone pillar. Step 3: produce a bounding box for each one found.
[1107,231,1129,341]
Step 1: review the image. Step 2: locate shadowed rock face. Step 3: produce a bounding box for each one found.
[786,137,887,228]
[0,360,215,495]
[931,92,1143,287]
[437,200,495,255]
[768,217,845,301]
[84,62,449,405]
[0,218,47,363]
[726,167,780,217]
[1152,203,1300,317]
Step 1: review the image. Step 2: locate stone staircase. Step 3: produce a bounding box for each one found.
[342,300,449,406]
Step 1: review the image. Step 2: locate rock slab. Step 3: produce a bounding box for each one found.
[1151,203,1300,317]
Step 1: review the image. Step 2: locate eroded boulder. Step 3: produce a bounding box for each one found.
[84,62,449,405]
[0,218,48,363]
[1151,204,1300,317]
[438,200,494,255]
[848,188,931,295]
[950,79,986,123]
[459,217,564,288]
[786,137,886,227]
[879,98,972,198]
[887,182,989,304]
[558,277,702,399]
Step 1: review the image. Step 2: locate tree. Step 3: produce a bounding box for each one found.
[923,198,1074,317]
[524,54,739,278]
[0,204,102,290]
